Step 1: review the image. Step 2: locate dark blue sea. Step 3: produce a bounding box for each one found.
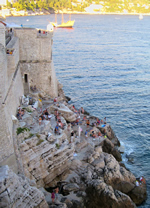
[6,14,150,207]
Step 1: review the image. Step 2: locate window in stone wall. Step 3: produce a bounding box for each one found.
[24,74,28,83]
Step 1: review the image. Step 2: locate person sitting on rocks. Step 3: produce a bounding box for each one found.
[54,125,60,135]
[82,115,86,125]
[70,131,74,143]
[96,118,101,126]
[44,109,49,119]
[16,111,22,120]
[48,114,52,120]
[90,131,97,138]
[140,176,146,184]
[16,108,24,120]
[72,105,78,113]
[54,109,59,120]
[39,116,42,125]
[54,97,57,104]
[20,109,25,117]
[58,119,64,129]
[85,130,88,138]
[86,119,90,127]
[80,107,84,114]
[40,114,45,120]
[98,131,102,137]
[76,118,79,125]
[92,132,97,138]
[56,113,61,122]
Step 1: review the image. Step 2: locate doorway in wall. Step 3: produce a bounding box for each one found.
[24,74,29,95]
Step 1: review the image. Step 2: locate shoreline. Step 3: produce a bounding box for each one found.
[14,89,147,207]
[4,11,150,18]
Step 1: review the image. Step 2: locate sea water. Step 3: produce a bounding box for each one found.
[6,14,150,207]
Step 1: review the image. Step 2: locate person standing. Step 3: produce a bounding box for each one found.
[55,187,59,201]
[51,190,55,204]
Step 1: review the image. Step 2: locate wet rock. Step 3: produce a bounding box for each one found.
[101,138,122,162]
[114,181,135,194]
[128,179,147,205]
[65,96,71,102]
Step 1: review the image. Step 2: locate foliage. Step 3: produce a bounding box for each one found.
[36,138,44,145]
[25,107,33,113]
[55,143,60,149]
[16,127,30,135]
[24,133,34,140]
[36,133,40,139]
[10,0,150,13]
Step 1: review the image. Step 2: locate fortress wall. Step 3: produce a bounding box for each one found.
[0,65,23,167]
[0,44,14,163]
[14,28,53,61]
[7,36,19,83]
[0,28,23,165]
[20,60,58,97]
[0,64,23,160]
[4,65,24,139]
[0,26,57,165]
[14,28,58,97]
[0,44,7,101]
[0,23,5,47]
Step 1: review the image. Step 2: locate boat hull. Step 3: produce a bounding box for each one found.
[53,20,75,28]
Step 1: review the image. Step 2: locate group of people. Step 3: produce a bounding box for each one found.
[30,85,37,92]
[16,107,25,120]
[6,49,14,55]
[39,109,52,125]
[51,187,59,204]
[54,109,65,135]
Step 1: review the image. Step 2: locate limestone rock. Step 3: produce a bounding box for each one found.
[63,183,80,193]
[128,180,147,205]
[0,165,48,208]
[84,179,136,208]
[19,131,75,187]
[50,104,77,122]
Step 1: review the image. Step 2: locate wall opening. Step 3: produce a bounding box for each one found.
[24,74,28,83]
[24,74,29,95]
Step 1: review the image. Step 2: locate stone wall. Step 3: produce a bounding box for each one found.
[0,24,23,169]
[0,23,5,47]
[0,64,24,168]
[14,28,58,98]
[7,36,20,84]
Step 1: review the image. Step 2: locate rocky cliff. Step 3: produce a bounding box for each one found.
[0,92,147,208]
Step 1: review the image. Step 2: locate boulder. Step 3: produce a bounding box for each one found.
[101,139,122,162]
[128,180,147,205]
[84,179,136,208]
[114,181,135,194]
[63,183,80,193]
